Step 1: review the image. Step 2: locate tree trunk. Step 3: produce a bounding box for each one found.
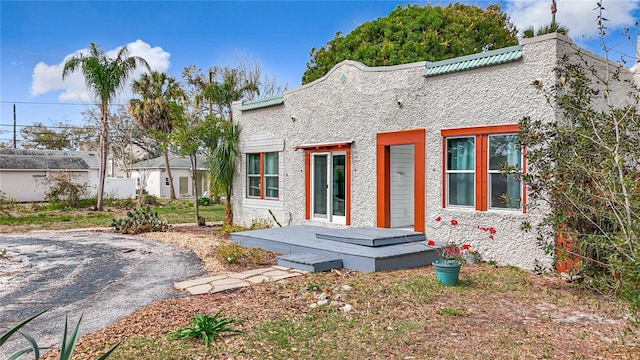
[190,154,203,226]
[96,103,109,211]
[224,188,233,226]
[163,148,176,199]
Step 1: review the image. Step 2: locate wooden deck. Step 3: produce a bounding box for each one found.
[231,225,440,272]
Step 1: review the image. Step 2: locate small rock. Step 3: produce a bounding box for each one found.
[309,303,317,308]
[342,304,354,312]
[317,299,329,306]
[317,293,329,300]
[341,284,352,291]
[330,301,341,306]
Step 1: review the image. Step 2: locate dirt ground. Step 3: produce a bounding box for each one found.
[34,225,640,359]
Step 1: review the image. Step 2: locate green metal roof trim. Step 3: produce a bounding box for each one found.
[424,45,523,77]
[239,94,284,111]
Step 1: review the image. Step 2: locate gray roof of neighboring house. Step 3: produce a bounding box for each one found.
[0,148,100,170]
[131,154,208,170]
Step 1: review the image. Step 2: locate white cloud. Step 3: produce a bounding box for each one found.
[505,0,640,39]
[31,40,170,102]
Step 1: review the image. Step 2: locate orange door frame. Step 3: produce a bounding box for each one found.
[376,128,426,233]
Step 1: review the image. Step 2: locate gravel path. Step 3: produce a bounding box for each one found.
[0,230,202,357]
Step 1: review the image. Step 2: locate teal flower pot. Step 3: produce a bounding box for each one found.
[432,259,462,286]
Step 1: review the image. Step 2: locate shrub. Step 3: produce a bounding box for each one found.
[111,206,168,234]
[139,194,159,206]
[214,241,245,264]
[197,196,212,206]
[214,240,273,266]
[40,172,87,208]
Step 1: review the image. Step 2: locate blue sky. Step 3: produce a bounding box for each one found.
[1,0,639,146]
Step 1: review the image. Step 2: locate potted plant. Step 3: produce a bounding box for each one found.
[427,216,496,285]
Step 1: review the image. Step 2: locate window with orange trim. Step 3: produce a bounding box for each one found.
[246,152,279,199]
[442,125,524,211]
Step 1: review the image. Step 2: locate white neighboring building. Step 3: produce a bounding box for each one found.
[131,154,208,199]
[0,148,135,202]
[231,33,639,270]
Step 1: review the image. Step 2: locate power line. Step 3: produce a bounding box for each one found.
[0,124,98,130]
[0,100,128,106]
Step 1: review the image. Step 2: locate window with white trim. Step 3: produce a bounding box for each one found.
[488,134,522,209]
[446,137,475,207]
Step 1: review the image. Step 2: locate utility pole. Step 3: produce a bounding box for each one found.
[13,103,16,148]
[551,0,557,27]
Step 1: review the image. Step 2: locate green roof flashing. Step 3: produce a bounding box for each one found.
[424,45,523,77]
[239,94,284,111]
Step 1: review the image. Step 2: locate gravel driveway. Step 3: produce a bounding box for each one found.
[0,230,202,357]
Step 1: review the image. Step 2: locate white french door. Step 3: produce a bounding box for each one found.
[311,152,346,224]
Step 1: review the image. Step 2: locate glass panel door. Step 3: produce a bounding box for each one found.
[332,154,346,219]
[312,154,328,219]
[311,152,346,223]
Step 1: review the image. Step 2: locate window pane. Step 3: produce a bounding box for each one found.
[448,173,474,206]
[332,155,346,217]
[490,173,521,208]
[264,152,278,175]
[248,176,261,197]
[265,176,279,198]
[489,135,521,170]
[247,154,260,175]
[313,155,328,217]
[447,137,475,171]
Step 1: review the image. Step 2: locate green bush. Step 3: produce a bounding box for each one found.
[41,172,87,209]
[197,196,212,206]
[111,206,168,234]
[139,194,159,206]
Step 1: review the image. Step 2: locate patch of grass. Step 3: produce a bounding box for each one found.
[0,200,225,232]
[436,307,466,316]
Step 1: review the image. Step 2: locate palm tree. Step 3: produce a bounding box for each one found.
[62,42,149,211]
[208,121,240,225]
[201,66,259,122]
[129,71,183,199]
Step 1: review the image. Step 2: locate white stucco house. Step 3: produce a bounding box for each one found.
[231,33,638,270]
[131,154,208,199]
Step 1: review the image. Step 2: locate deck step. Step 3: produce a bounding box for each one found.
[315,227,425,247]
[277,253,343,273]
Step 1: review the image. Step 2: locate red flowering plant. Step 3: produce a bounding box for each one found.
[426,216,496,263]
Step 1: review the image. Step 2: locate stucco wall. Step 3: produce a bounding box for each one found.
[231,34,630,270]
[0,170,91,202]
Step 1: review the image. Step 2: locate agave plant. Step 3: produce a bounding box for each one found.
[170,312,242,347]
[0,309,120,360]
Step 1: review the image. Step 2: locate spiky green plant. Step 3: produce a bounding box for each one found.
[170,312,242,347]
[1,310,120,360]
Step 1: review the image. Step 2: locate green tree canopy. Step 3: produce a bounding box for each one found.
[302,3,519,84]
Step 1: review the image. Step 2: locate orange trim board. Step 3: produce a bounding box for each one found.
[441,123,520,137]
[376,128,425,233]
